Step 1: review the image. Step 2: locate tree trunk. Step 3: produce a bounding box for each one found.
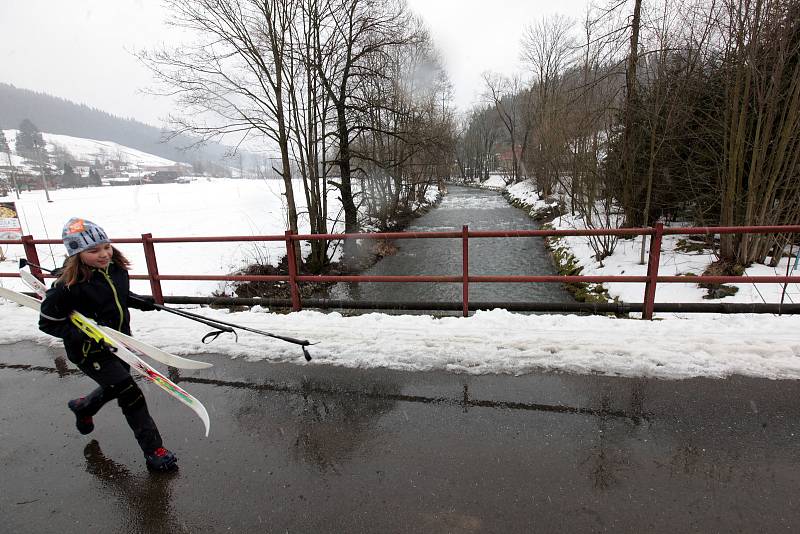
[622,0,642,226]
[337,106,359,235]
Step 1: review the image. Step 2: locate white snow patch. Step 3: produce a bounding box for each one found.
[1,303,799,379]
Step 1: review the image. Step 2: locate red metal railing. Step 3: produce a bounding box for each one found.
[3,224,799,320]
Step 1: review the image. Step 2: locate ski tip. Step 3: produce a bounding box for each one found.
[201,410,211,437]
[178,360,214,370]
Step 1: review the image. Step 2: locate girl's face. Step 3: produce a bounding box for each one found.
[79,243,113,269]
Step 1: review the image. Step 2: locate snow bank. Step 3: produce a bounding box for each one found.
[505,179,800,306]
[1,303,798,379]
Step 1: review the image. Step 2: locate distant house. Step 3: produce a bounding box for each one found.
[102,177,132,187]
[497,146,522,174]
[71,160,92,176]
[147,170,180,183]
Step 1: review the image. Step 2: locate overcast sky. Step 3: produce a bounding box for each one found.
[1,0,589,128]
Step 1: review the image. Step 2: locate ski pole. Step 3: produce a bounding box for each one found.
[19,258,58,275]
[150,303,315,361]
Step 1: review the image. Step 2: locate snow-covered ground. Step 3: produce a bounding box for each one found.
[480,174,509,190]
[1,177,798,381]
[0,179,346,296]
[2,305,800,380]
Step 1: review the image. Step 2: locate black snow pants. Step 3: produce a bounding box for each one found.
[68,346,163,454]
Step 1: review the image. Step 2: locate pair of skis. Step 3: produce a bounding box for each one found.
[0,270,212,437]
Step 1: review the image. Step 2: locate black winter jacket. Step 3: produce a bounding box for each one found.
[38,263,150,362]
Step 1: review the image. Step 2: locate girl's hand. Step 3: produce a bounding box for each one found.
[129,294,158,311]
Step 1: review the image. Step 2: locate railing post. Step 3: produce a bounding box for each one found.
[285,230,302,311]
[643,223,664,320]
[462,225,469,317]
[141,233,164,304]
[21,235,44,282]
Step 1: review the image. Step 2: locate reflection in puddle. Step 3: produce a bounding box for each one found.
[83,440,188,533]
[224,375,401,472]
[290,377,399,471]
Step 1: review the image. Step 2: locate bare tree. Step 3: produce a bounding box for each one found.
[354,24,454,230]
[560,7,625,261]
[483,73,524,183]
[140,0,302,260]
[620,0,644,227]
[286,1,335,270]
[305,0,415,239]
[521,14,577,195]
[457,106,499,182]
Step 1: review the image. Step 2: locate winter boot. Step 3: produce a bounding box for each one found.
[144,447,178,472]
[67,398,94,435]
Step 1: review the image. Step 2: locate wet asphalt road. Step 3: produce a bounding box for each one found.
[2,341,800,533]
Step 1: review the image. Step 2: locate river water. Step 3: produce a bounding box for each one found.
[325,185,573,310]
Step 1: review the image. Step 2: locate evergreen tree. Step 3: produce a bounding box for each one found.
[89,168,102,187]
[15,119,45,159]
[192,159,205,175]
[61,163,79,188]
[0,129,9,153]
[0,126,22,199]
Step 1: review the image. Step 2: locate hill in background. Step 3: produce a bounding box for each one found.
[0,83,233,166]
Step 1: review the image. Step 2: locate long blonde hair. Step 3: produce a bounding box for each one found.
[56,246,131,287]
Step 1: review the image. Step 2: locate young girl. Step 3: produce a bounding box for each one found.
[38,217,177,472]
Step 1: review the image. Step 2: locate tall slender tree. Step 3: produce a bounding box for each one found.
[0,129,21,198]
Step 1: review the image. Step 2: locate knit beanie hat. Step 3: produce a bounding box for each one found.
[62,218,111,257]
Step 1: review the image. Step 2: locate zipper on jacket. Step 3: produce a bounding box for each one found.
[98,266,125,331]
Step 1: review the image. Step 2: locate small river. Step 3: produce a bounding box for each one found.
[326,185,574,309]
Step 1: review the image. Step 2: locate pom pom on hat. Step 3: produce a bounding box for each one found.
[62,218,110,257]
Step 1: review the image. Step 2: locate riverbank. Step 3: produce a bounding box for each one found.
[466,177,799,308]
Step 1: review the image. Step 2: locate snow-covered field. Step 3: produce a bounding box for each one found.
[0,178,342,296]
[1,177,799,380]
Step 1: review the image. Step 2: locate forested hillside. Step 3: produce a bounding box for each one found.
[0,83,230,165]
